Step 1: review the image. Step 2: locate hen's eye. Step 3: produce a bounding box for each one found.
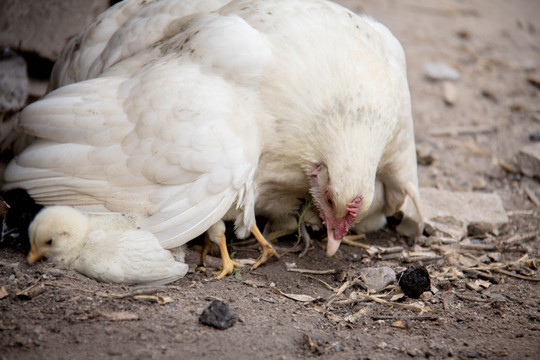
[326,195,333,206]
[45,239,53,245]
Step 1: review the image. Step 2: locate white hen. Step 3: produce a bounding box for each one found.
[28,206,188,285]
[5,0,422,276]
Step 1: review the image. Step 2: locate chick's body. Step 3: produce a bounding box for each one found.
[29,206,188,285]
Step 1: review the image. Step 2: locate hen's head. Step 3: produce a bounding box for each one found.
[27,206,89,266]
[309,163,374,256]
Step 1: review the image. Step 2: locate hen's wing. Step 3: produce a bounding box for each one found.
[5,13,271,247]
[49,0,229,89]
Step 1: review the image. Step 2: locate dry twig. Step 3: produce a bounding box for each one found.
[498,158,519,173]
[39,282,172,302]
[356,292,441,314]
[429,125,496,137]
[524,187,540,207]
[492,268,540,282]
[303,275,336,291]
[455,293,490,303]
[286,268,337,275]
[506,209,538,217]
[504,231,540,245]
[372,315,439,321]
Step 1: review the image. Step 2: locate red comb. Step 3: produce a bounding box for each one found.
[345,196,363,218]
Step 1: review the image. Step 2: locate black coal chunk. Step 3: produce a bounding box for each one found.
[529,132,540,142]
[199,300,237,330]
[0,188,43,252]
[398,266,431,298]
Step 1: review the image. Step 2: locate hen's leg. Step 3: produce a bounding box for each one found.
[214,232,240,279]
[197,234,212,271]
[251,224,279,269]
[207,221,240,279]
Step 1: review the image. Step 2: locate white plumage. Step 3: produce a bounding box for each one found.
[5,0,423,279]
[28,206,188,285]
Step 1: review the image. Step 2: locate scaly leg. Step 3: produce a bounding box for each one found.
[203,221,240,279]
[214,232,240,280]
[197,234,213,272]
[251,224,279,269]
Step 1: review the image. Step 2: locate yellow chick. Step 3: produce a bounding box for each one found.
[28,206,188,285]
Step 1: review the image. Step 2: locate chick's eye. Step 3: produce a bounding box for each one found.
[45,239,53,245]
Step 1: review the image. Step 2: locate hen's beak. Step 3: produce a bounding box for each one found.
[326,230,341,257]
[326,217,353,257]
[27,245,46,265]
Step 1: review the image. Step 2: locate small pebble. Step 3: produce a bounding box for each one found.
[487,252,501,262]
[517,143,540,178]
[527,75,540,90]
[472,177,486,191]
[391,319,409,329]
[442,82,458,105]
[423,61,461,81]
[360,267,396,292]
[416,144,434,166]
[481,89,498,103]
[456,29,470,40]
[199,300,237,330]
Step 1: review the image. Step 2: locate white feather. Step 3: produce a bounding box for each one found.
[6,0,423,266]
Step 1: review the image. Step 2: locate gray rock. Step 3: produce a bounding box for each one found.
[420,188,508,239]
[0,48,28,112]
[0,0,109,62]
[423,61,461,81]
[360,267,396,292]
[516,143,540,178]
[199,300,237,330]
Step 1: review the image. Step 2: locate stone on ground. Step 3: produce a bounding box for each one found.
[420,188,508,239]
[516,143,540,178]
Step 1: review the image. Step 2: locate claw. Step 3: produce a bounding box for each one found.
[214,258,241,280]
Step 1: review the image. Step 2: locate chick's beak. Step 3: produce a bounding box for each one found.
[27,245,46,265]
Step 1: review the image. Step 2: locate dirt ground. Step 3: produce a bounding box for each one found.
[1,0,539,359]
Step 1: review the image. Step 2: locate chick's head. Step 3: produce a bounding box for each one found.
[27,206,89,266]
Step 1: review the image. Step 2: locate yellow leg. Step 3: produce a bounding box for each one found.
[196,234,213,272]
[251,224,279,269]
[214,233,240,280]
